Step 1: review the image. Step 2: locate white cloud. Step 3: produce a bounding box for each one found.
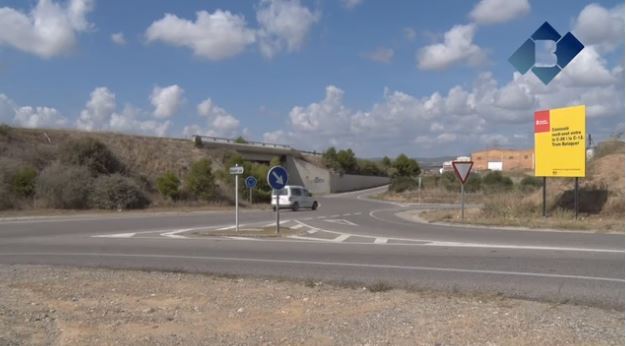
[77,87,170,137]
[0,94,67,128]
[77,87,116,131]
[341,0,363,9]
[184,98,241,138]
[0,0,93,58]
[256,0,320,58]
[417,24,486,70]
[15,106,67,128]
[150,85,184,118]
[363,47,394,63]
[146,10,256,60]
[469,0,530,25]
[573,3,624,53]
[111,32,126,45]
[263,46,623,156]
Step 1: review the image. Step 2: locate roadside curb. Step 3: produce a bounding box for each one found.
[395,209,622,235]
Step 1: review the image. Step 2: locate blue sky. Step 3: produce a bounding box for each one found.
[0,0,623,157]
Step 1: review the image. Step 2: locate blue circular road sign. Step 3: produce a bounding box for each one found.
[267,166,288,190]
[245,176,257,189]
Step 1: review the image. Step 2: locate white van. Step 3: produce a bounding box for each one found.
[271,185,318,211]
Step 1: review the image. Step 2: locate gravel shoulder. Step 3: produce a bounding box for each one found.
[1,265,623,345]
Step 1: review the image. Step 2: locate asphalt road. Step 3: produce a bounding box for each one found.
[0,186,623,308]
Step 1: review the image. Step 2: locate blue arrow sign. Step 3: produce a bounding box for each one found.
[267,166,288,190]
[245,176,257,189]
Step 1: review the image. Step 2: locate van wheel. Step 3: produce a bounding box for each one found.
[311,202,318,211]
[291,202,299,211]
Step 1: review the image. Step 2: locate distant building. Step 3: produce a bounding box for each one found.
[471,149,534,172]
[439,156,472,174]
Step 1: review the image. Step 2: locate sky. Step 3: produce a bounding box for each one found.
[0,0,623,157]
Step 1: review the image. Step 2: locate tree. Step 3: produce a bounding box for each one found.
[381,156,392,168]
[234,136,248,144]
[185,159,217,201]
[322,147,340,171]
[336,149,358,174]
[156,172,181,200]
[393,154,421,177]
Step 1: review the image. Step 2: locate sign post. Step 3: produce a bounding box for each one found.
[245,176,257,204]
[229,164,244,232]
[452,161,474,222]
[267,166,288,234]
[534,105,586,219]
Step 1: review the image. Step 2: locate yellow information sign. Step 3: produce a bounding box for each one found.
[534,105,586,177]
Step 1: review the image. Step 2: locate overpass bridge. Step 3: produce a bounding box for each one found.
[193,136,389,194]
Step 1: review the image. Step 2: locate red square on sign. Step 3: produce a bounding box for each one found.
[534,110,550,133]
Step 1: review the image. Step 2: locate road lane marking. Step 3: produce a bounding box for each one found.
[307,229,318,234]
[292,224,303,230]
[216,225,236,231]
[160,229,192,239]
[374,237,388,244]
[334,234,350,242]
[324,219,358,226]
[93,232,136,238]
[3,252,622,283]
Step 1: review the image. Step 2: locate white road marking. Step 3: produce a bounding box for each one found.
[316,216,326,219]
[216,225,236,231]
[292,224,303,230]
[307,229,318,234]
[333,234,350,242]
[5,252,622,283]
[330,214,340,218]
[342,213,352,216]
[354,212,362,216]
[160,229,193,239]
[374,237,388,244]
[324,219,358,226]
[93,232,136,238]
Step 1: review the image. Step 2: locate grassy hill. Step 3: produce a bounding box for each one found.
[0,126,249,211]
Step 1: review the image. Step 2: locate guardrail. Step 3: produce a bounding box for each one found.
[192,135,322,156]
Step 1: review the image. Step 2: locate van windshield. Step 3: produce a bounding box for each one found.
[273,188,288,196]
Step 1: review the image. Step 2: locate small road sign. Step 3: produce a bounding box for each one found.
[245,176,257,189]
[452,161,474,184]
[267,166,288,190]
[229,166,244,175]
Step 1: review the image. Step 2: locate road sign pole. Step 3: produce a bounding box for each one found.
[542,177,547,217]
[249,188,252,204]
[235,167,239,232]
[461,183,465,221]
[574,177,579,220]
[276,192,280,234]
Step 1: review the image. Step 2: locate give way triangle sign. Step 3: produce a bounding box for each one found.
[452,161,474,184]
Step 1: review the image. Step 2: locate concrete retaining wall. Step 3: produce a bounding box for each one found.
[329,174,390,193]
[286,157,389,194]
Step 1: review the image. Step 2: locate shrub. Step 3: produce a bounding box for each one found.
[393,154,421,177]
[90,174,150,210]
[156,172,181,200]
[10,166,37,198]
[0,182,12,210]
[482,171,513,193]
[193,136,203,148]
[36,163,93,209]
[464,173,482,193]
[440,171,459,191]
[0,124,11,138]
[59,137,123,175]
[389,176,418,193]
[519,175,543,192]
[185,159,217,201]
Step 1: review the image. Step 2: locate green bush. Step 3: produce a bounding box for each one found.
[440,171,459,191]
[59,138,124,176]
[10,166,37,198]
[90,174,150,210]
[0,182,12,210]
[156,172,181,200]
[482,171,513,193]
[193,136,203,148]
[464,173,482,193]
[35,163,93,209]
[519,175,543,192]
[389,176,419,193]
[393,154,421,177]
[185,159,217,201]
[0,124,11,138]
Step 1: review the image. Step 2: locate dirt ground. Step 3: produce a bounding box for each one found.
[0,265,623,345]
